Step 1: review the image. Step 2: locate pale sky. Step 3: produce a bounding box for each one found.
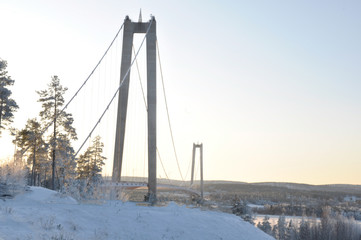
[1,0,361,185]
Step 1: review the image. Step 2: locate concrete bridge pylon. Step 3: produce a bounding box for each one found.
[191,143,204,200]
[112,15,157,202]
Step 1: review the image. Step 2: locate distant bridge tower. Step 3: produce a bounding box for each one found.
[191,143,204,200]
[112,15,157,202]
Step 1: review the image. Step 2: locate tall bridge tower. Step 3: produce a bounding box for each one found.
[112,15,157,201]
[191,143,204,200]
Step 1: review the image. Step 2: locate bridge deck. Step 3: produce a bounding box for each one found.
[100,182,200,196]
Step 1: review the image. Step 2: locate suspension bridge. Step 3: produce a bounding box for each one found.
[26,13,204,203]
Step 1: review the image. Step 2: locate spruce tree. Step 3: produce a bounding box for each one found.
[299,218,311,240]
[76,135,106,198]
[277,214,286,240]
[0,59,18,136]
[257,215,272,235]
[77,135,106,182]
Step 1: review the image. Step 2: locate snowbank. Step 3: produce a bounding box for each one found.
[15,186,78,204]
[0,187,274,240]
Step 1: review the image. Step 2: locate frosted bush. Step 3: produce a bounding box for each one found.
[0,158,27,197]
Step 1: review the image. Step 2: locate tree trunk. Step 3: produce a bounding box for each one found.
[32,142,36,186]
[44,170,47,187]
[52,97,57,190]
[0,98,3,129]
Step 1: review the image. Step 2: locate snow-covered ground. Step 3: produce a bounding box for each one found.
[0,187,274,240]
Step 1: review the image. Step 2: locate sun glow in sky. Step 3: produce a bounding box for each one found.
[1,0,361,185]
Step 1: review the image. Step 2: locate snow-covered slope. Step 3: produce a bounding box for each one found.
[0,187,274,240]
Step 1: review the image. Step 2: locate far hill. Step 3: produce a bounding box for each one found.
[201,181,361,196]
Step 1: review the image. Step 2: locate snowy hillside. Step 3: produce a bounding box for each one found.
[0,187,274,240]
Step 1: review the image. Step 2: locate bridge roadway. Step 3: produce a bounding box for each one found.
[101,181,200,196]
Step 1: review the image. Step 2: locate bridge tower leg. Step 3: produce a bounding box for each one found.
[113,15,157,202]
[112,16,133,183]
[147,17,157,202]
[191,143,204,200]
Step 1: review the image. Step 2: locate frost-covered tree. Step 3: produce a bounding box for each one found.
[0,59,18,136]
[320,206,333,240]
[272,224,278,238]
[76,136,106,198]
[231,197,254,224]
[257,215,272,235]
[77,136,105,182]
[56,133,77,189]
[0,160,27,197]
[232,197,247,216]
[287,220,298,240]
[276,214,286,240]
[299,218,311,240]
[14,118,48,186]
[37,76,77,189]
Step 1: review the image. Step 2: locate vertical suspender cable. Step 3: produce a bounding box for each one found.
[132,45,148,180]
[21,22,125,156]
[132,45,148,110]
[157,148,171,183]
[74,18,154,157]
[156,40,184,181]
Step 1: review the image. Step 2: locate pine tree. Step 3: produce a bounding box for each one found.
[0,59,18,136]
[13,118,48,186]
[37,75,77,190]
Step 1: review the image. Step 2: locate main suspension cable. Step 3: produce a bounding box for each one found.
[156,147,171,183]
[156,40,184,181]
[75,18,154,157]
[133,41,173,183]
[134,40,183,182]
[132,44,148,179]
[63,22,125,118]
[182,154,193,187]
[21,22,125,156]
[132,44,148,110]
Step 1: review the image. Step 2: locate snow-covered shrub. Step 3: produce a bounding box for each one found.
[40,216,55,230]
[0,158,27,197]
[232,197,255,225]
[50,233,74,240]
[61,178,114,202]
[0,206,13,214]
